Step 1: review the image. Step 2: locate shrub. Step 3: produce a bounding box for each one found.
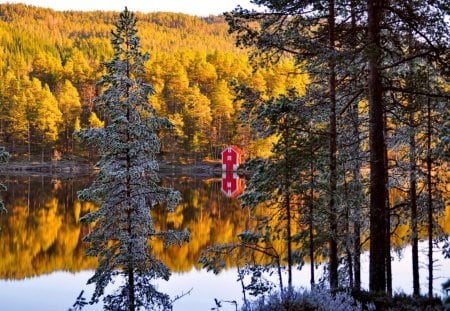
[243,288,374,311]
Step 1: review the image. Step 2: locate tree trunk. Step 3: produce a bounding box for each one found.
[309,158,315,286]
[409,102,420,296]
[351,91,362,291]
[128,266,136,311]
[426,96,433,300]
[286,193,293,291]
[384,110,392,295]
[328,0,339,290]
[368,0,387,293]
[284,122,293,291]
[350,0,361,290]
[344,173,354,288]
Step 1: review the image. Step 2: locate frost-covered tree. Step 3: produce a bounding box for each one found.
[225,0,366,290]
[238,91,327,291]
[200,89,327,295]
[75,8,189,311]
[226,0,450,294]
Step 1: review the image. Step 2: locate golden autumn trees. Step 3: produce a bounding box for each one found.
[55,80,81,153]
[0,3,308,161]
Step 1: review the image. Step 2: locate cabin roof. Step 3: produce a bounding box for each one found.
[222,145,244,155]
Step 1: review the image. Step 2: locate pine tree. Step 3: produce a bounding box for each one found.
[56,79,82,154]
[226,0,450,295]
[225,0,359,290]
[200,88,326,295]
[75,8,189,311]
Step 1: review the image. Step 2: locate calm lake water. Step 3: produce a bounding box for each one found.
[0,174,449,311]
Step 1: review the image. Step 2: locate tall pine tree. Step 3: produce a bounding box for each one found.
[226,0,449,295]
[76,8,189,311]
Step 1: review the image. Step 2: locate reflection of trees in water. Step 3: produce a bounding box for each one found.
[1,175,448,280]
[0,175,250,278]
[0,175,97,279]
[155,176,251,271]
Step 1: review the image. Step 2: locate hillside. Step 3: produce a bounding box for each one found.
[0,3,237,60]
[0,3,307,161]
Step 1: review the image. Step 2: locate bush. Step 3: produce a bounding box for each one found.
[351,290,444,311]
[242,288,446,311]
[243,288,374,311]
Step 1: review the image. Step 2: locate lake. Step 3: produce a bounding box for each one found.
[0,173,449,311]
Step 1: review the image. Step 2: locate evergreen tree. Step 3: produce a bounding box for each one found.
[181,85,212,154]
[226,0,450,294]
[200,89,326,296]
[239,92,305,291]
[225,0,358,290]
[75,8,189,311]
[56,79,82,153]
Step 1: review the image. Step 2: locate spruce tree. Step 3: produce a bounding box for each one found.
[76,8,189,311]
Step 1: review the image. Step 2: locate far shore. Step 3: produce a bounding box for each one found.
[0,158,224,178]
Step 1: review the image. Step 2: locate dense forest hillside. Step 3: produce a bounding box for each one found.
[0,3,307,161]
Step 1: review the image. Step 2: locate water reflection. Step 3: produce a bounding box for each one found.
[221,172,245,198]
[0,174,449,311]
[0,174,249,279]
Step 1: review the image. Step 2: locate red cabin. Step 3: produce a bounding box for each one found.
[221,145,244,171]
[221,171,245,198]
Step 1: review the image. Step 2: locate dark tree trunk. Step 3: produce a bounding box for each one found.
[384,111,392,296]
[284,121,293,291]
[368,0,387,293]
[426,96,433,300]
[328,0,339,290]
[128,265,136,311]
[286,193,293,291]
[350,0,361,290]
[353,200,361,290]
[309,159,315,286]
[409,103,420,296]
[344,174,354,288]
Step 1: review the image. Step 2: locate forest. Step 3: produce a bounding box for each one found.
[0,3,305,161]
[0,2,449,311]
[204,1,449,310]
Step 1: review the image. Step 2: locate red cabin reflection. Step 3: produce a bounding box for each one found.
[221,171,245,198]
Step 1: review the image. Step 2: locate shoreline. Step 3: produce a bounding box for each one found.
[0,159,224,178]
